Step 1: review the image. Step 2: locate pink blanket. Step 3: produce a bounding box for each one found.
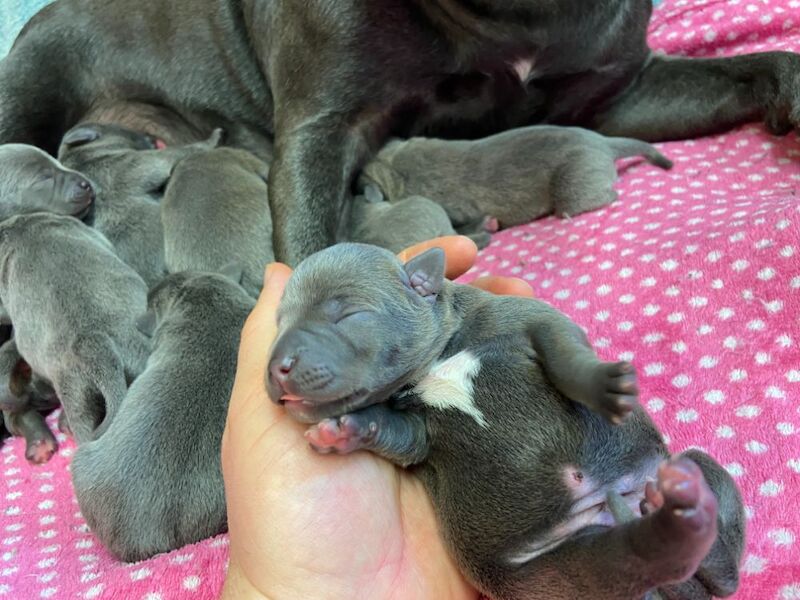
[2,1,799,598]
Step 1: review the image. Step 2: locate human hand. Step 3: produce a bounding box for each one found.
[220,237,533,600]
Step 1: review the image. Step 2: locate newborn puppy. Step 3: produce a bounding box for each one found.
[348,185,483,253]
[0,213,150,444]
[71,269,254,562]
[0,337,60,464]
[0,144,96,222]
[58,124,222,287]
[359,125,673,232]
[161,147,273,297]
[266,244,744,600]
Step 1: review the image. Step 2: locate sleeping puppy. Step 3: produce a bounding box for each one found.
[71,269,254,562]
[161,147,274,297]
[359,126,673,233]
[266,243,745,600]
[347,184,493,252]
[0,213,150,444]
[0,143,96,222]
[58,124,222,287]
[0,337,60,464]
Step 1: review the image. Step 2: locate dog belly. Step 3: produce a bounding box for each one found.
[506,455,663,566]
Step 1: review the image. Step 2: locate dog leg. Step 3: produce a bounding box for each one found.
[656,450,744,599]
[490,457,719,600]
[524,304,639,422]
[270,113,371,265]
[593,52,800,141]
[304,403,429,467]
[4,409,58,464]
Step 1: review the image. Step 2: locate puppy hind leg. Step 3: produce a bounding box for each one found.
[4,409,58,464]
[489,457,719,600]
[550,158,618,218]
[656,450,745,599]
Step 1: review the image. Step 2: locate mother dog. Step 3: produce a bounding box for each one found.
[1,0,799,264]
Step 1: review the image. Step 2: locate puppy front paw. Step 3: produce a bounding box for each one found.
[305,414,378,455]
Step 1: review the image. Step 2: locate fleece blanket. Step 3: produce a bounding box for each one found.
[1,0,799,598]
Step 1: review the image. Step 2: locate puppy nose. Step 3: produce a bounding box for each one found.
[270,355,296,387]
[69,176,95,205]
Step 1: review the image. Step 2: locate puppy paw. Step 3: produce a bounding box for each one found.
[763,54,800,134]
[57,410,72,436]
[25,437,57,465]
[305,414,377,455]
[592,361,639,424]
[651,458,719,550]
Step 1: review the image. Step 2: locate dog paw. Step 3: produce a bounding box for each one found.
[57,410,72,436]
[305,414,378,455]
[651,457,718,547]
[25,437,57,465]
[592,361,639,424]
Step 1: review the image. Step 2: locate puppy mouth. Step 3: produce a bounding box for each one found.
[279,388,371,423]
[74,202,96,225]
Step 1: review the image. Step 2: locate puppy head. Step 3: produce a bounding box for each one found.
[59,122,157,158]
[136,266,248,337]
[267,242,447,423]
[0,144,96,223]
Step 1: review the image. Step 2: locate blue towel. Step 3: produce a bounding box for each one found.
[1,0,55,57]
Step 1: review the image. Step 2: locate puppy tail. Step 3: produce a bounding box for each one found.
[609,138,673,170]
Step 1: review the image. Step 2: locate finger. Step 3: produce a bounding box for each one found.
[397,235,478,280]
[470,276,534,297]
[225,263,292,431]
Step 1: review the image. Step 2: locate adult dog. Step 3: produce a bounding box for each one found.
[1,0,798,264]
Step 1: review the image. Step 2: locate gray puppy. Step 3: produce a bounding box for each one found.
[58,123,222,288]
[0,337,60,464]
[0,213,150,444]
[266,243,744,600]
[0,143,96,222]
[161,147,274,297]
[359,126,673,233]
[71,269,255,562]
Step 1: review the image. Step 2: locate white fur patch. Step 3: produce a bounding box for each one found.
[414,350,486,427]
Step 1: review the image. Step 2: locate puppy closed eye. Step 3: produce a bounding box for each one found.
[335,310,373,325]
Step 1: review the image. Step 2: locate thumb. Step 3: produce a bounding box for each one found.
[225,263,293,433]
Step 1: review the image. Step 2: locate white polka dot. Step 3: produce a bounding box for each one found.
[788,459,800,473]
[143,594,162,600]
[667,312,684,323]
[755,352,771,365]
[732,259,749,271]
[767,386,786,399]
[758,267,776,280]
[660,259,678,271]
[39,588,57,598]
[723,336,738,350]
[645,363,664,376]
[780,583,800,599]
[725,462,744,477]
[689,296,708,308]
[716,425,734,439]
[648,398,664,412]
[747,319,765,331]
[596,284,612,296]
[768,528,795,546]
[729,369,747,382]
[672,341,687,354]
[716,307,734,320]
[760,480,783,496]
[672,374,691,388]
[742,555,767,574]
[183,576,202,591]
[130,568,151,581]
[676,409,698,423]
[735,405,761,419]
[698,356,718,368]
[746,440,767,454]
[787,370,800,383]
[83,583,103,598]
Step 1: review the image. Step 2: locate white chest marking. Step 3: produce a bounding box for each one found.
[511,57,536,84]
[414,350,487,427]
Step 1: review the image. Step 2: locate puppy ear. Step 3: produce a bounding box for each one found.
[135,310,157,337]
[218,261,244,285]
[61,126,101,148]
[403,247,445,302]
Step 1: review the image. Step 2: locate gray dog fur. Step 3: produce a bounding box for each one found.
[161,147,274,297]
[58,124,222,288]
[2,0,800,264]
[0,213,150,444]
[359,126,673,232]
[266,243,745,600]
[0,143,96,223]
[0,337,60,464]
[71,270,254,562]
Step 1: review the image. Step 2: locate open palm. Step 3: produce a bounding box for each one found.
[221,237,532,600]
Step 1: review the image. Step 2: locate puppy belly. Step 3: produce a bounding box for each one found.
[505,457,662,566]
